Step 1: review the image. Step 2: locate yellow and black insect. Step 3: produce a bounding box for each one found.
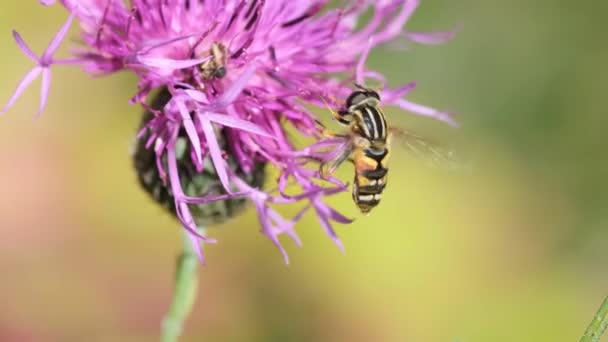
[200,42,228,80]
[320,84,458,214]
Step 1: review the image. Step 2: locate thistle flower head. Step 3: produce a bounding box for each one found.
[2,0,457,263]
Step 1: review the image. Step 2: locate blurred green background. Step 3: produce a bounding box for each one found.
[1,1,607,341]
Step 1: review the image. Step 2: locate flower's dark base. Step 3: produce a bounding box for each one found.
[133,89,266,226]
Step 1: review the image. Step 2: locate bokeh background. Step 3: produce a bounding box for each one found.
[1,1,607,341]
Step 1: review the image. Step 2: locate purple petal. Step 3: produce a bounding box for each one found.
[204,112,275,138]
[273,183,346,202]
[293,204,310,224]
[177,199,219,265]
[42,12,75,63]
[184,89,208,103]
[177,203,207,263]
[317,212,345,253]
[166,134,218,254]
[272,235,290,264]
[12,31,39,63]
[278,173,290,195]
[0,67,42,114]
[205,64,257,111]
[179,191,251,204]
[135,56,211,70]
[255,202,291,264]
[381,81,417,102]
[326,206,353,224]
[394,98,458,127]
[0,0,460,265]
[266,209,302,247]
[176,201,217,243]
[176,100,203,165]
[281,228,302,249]
[187,233,206,265]
[137,34,199,55]
[310,196,346,253]
[375,0,419,44]
[51,57,88,65]
[404,26,461,45]
[36,68,51,119]
[200,116,232,193]
[356,37,374,85]
[362,71,387,84]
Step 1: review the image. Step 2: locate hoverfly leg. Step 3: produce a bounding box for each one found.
[319,162,332,179]
[320,94,353,126]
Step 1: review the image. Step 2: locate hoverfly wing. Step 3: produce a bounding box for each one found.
[319,138,355,178]
[390,128,467,171]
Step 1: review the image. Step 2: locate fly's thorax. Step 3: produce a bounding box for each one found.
[352,105,388,143]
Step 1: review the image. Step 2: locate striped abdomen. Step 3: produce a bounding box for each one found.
[353,147,389,214]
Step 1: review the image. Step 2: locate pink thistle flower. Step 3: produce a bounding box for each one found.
[2,0,457,263]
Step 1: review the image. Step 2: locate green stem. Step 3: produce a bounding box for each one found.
[161,229,200,342]
[581,295,608,342]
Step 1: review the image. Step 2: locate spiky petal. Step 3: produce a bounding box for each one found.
[2,0,458,263]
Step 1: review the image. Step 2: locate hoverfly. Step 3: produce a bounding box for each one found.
[200,42,228,80]
[319,84,459,214]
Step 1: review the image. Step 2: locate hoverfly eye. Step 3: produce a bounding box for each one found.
[368,90,381,101]
[346,92,368,108]
[214,67,227,78]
